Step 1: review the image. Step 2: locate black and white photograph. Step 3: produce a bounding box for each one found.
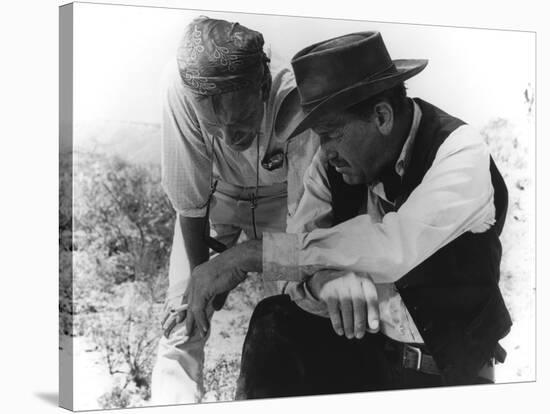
[57,1,536,411]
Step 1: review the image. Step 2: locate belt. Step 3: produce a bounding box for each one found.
[382,338,440,375]
[215,180,287,199]
[400,344,440,376]
[392,342,495,381]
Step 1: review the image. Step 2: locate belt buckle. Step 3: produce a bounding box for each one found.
[403,344,423,371]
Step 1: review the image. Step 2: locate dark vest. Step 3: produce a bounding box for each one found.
[327,98,512,384]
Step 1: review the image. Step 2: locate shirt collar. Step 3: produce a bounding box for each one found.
[395,99,422,178]
[372,99,422,202]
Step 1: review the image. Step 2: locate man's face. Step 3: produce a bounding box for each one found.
[194,86,265,152]
[313,112,389,186]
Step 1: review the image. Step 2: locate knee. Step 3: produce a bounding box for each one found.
[251,295,293,322]
[239,296,311,399]
[242,295,299,358]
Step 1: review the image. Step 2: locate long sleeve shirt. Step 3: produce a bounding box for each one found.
[159,57,319,298]
[263,100,496,342]
[160,59,296,217]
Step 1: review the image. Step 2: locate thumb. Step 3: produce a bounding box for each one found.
[361,279,380,333]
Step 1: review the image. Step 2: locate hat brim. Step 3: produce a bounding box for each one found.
[283,59,428,140]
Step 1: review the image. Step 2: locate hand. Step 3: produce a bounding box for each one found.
[160,293,188,339]
[185,249,249,336]
[309,270,380,339]
[160,290,228,338]
[161,291,218,339]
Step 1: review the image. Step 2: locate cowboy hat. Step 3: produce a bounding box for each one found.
[283,31,428,139]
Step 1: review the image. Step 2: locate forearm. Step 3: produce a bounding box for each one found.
[187,239,263,287]
[227,239,263,274]
[266,210,481,284]
[264,129,495,284]
[179,214,210,271]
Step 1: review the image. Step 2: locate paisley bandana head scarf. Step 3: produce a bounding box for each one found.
[177,16,271,96]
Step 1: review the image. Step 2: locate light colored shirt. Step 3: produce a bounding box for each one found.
[264,100,496,343]
[160,59,297,217]
[159,56,319,301]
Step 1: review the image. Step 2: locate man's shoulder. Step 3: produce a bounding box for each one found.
[161,59,198,107]
[160,59,201,117]
[269,62,295,98]
[412,98,484,148]
[414,98,462,121]
[412,97,472,147]
[446,123,486,150]
[265,59,299,142]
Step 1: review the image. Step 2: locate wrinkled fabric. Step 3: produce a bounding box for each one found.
[154,55,318,404]
[177,16,269,95]
[236,296,493,399]
[151,189,287,405]
[161,61,303,217]
[264,100,496,343]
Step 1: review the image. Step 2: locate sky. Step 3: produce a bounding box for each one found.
[72,2,535,130]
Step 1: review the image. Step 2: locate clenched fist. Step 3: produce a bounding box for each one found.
[308,270,380,339]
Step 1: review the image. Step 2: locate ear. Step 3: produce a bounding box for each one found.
[372,101,393,136]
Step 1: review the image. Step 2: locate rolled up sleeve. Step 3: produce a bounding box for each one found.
[262,232,301,282]
[161,65,211,217]
[264,124,495,284]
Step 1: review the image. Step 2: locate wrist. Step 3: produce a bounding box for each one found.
[306,277,321,300]
[241,240,263,273]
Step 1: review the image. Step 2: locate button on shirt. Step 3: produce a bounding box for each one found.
[264,100,496,343]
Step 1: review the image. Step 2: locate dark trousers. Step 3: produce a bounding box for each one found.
[236,295,490,400]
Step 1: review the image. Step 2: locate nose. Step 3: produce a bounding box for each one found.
[320,136,338,153]
[217,126,244,145]
[323,148,339,162]
[320,141,339,164]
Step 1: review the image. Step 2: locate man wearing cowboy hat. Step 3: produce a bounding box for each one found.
[183,31,512,396]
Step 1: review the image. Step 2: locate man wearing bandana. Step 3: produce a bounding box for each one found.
[151,17,318,404]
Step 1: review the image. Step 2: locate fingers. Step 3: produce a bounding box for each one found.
[164,308,187,338]
[194,301,210,336]
[326,296,343,336]
[186,280,207,337]
[187,285,209,337]
[160,310,172,329]
[175,308,187,325]
[185,308,196,337]
[318,272,381,340]
[361,279,380,333]
[162,314,177,338]
[161,293,187,338]
[351,293,367,339]
[161,295,183,327]
[339,296,354,339]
